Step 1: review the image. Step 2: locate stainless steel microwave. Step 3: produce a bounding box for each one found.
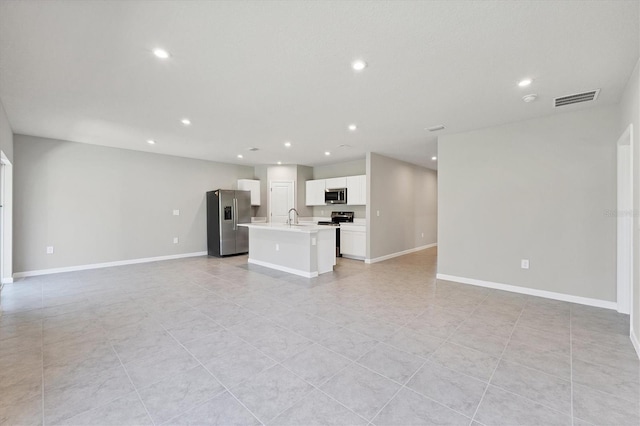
[325,188,347,204]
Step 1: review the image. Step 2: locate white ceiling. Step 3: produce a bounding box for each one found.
[0,1,638,170]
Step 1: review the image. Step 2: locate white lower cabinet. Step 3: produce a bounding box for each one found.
[340,227,366,259]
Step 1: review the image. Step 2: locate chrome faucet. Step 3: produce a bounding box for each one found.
[287,208,299,225]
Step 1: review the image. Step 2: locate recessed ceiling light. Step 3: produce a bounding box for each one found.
[284,141,292,148]
[152,48,170,59]
[348,124,357,131]
[518,78,533,87]
[522,94,538,103]
[351,60,367,71]
[146,139,156,145]
[277,161,282,165]
[432,156,437,161]
[237,154,243,159]
[180,118,191,126]
[325,151,331,156]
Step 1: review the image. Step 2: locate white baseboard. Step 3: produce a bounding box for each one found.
[631,327,640,360]
[342,254,365,261]
[1,277,13,284]
[13,251,208,279]
[365,243,437,264]
[436,273,618,310]
[247,258,318,278]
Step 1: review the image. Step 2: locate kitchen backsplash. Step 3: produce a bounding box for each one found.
[312,205,366,218]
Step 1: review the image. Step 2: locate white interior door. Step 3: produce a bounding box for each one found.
[617,125,633,315]
[269,181,294,223]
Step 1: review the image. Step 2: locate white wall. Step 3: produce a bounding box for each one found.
[14,135,254,273]
[438,105,619,303]
[367,153,438,260]
[620,58,640,348]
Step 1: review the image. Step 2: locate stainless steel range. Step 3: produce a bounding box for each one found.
[318,211,354,256]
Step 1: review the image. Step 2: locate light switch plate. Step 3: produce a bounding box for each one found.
[173,210,180,216]
[173,237,179,244]
[46,246,54,254]
[521,259,529,269]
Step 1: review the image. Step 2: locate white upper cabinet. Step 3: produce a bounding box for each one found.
[325,177,347,189]
[346,175,367,205]
[237,179,261,206]
[305,179,326,206]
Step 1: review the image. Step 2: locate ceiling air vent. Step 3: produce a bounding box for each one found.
[554,89,600,108]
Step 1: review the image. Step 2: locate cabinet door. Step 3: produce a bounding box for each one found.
[341,230,356,255]
[346,175,366,205]
[305,179,326,206]
[238,179,261,206]
[341,230,366,257]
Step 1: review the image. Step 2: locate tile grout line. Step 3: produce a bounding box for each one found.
[366,290,494,426]
[172,282,422,426]
[469,298,527,425]
[102,322,157,426]
[10,256,632,426]
[155,312,267,426]
[179,289,369,425]
[264,309,441,426]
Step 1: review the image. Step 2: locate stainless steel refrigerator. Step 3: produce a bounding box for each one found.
[206,189,251,257]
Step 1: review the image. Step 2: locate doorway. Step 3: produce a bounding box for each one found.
[617,124,633,315]
[0,151,12,285]
[269,181,294,223]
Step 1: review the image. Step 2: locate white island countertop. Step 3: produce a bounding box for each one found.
[238,223,336,233]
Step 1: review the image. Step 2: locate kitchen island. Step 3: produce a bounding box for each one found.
[238,223,336,277]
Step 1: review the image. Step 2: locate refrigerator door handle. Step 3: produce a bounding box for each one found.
[233,198,237,230]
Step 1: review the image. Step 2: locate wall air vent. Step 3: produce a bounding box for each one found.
[554,89,600,107]
[426,125,446,132]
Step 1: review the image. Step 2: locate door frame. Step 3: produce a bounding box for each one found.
[617,124,633,315]
[0,150,13,284]
[268,180,295,223]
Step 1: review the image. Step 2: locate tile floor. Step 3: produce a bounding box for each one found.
[0,248,638,425]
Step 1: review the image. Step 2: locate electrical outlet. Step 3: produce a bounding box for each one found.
[421,232,424,238]
[276,244,279,251]
[521,259,529,269]
[311,237,317,246]
[173,209,180,216]
[46,246,54,254]
[173,237,179,244]
[376,210,380,217]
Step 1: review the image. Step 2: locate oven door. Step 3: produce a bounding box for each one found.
[325,188,347,204]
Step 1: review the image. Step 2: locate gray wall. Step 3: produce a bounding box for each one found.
[296,165,314,217]
[0,99,12,162]
[438,105,619,302]
[14,135,254,273]
[620,58,639,342]
[312,159,366,179]
[367,153,438,260]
